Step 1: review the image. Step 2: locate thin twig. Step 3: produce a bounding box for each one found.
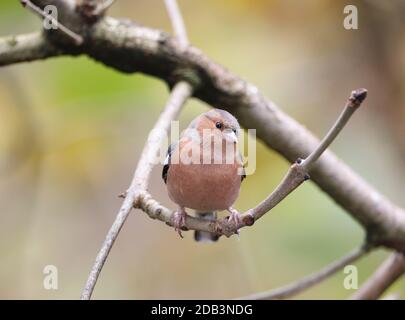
[80,81,193,300]
[164,0,189,47]
[20,0,83,45]
[301,88,368,171]
[350,252,405,300]
[239,244,371,300]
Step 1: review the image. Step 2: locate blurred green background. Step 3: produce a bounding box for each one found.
[1,0,404,299]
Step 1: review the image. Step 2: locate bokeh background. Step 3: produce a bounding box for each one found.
[1,0,404,299]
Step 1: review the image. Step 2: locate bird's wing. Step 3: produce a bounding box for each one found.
[162,131,194,184]
[162,140,182,184]
[162,143,173,184]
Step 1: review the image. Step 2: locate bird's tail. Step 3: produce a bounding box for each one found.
[194,212,219,243]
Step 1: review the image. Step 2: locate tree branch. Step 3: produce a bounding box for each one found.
[239,244,371,300]
[80,81,193,300]
[0,32,61,66]
[6,0,405,300]
[351,252,405,300]
[9,13,401,250]
[9,1,401,248]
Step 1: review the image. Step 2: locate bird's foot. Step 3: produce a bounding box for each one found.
[227,207,241,235]
[173,207,187,238]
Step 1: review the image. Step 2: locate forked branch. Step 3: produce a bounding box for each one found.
[135,88,368,238]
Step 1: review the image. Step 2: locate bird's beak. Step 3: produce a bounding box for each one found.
[223,129,238,144]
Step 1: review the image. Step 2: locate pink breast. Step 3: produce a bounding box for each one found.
[167,163,241,211]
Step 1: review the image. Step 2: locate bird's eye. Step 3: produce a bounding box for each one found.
[215,122,223,129]
[232,128,237,134]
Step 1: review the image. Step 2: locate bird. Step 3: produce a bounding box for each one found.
[162,108,245,242]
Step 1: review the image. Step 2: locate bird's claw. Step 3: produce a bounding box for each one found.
[173,208,187,238]
[227,207,241,229]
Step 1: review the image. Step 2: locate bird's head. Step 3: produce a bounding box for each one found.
[198,109,240,145]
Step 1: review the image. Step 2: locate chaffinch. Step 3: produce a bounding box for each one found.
[162,109,245,241]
